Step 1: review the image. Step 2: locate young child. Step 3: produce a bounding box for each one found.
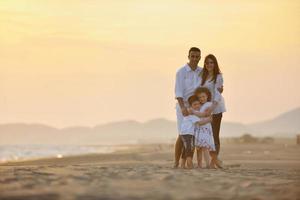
[180,95,212,169]
[193,87,221,169]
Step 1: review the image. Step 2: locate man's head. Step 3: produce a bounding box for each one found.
[188,47,201,68]
[188,95,201,110]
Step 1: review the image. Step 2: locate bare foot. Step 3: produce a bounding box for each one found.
[215,162,223,169]
[216,159,223,169]
[209,161,217,169]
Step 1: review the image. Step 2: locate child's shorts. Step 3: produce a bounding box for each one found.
[180,134,195,159]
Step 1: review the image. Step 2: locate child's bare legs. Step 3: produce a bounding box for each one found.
[203,149,210,168]
[180,135,194,169]
[196,147,202,168]
[180,150,186,169]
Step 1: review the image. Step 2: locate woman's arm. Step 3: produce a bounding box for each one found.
[217,86,223,93]
[216,74,224,94]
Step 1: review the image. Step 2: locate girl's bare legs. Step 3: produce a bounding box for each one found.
[197,148,203,168]
[203,149,210,168]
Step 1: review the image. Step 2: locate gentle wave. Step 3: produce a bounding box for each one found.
[0,145,116,163]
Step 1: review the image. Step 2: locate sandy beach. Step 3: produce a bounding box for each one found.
[0,142,299,200]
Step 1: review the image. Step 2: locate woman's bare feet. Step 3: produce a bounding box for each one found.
[209,159,218,169]
[216,158,223,169]
[215,161,223,169]
[209,163,217,169]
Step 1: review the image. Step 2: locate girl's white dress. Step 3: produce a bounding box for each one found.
[194,102,216,151]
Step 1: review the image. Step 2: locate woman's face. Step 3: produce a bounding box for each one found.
[197,92,208,104]
[205,58,214,72]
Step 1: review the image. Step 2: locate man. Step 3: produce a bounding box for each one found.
[174,47,206,168]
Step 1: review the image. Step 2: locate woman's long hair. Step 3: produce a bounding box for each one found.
[200,54,221,86]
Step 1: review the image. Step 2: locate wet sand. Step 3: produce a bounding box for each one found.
[0,143,299,200]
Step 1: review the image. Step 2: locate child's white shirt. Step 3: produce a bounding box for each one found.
[180,115,201,136]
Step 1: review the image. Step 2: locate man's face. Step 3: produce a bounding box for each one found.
[188,51,201,67]
[191,101,201,110]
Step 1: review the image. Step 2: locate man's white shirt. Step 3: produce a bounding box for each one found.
[175,64,202,105]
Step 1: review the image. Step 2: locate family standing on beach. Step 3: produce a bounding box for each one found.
[174,47,226,169]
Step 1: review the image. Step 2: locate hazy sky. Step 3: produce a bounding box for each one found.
[1,0,300,128]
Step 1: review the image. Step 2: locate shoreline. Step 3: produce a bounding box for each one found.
[0,143,170,166]
[1,143,300,167]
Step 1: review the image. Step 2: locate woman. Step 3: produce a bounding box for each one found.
[198,54,226,156]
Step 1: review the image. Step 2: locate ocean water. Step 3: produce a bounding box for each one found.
[0,145,116,163]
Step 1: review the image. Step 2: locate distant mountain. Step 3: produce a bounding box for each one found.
[0,108,299,145]
[248,107,300,137]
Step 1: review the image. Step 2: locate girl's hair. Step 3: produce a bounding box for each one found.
[194,87,212,102]
[200,54,221,86]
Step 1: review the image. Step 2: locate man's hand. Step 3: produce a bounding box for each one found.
[181,107,189,116]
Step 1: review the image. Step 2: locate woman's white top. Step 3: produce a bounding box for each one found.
[198,74,226,114]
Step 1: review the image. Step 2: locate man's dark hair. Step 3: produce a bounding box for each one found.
[188,47,201,56]
[188,95,199,106]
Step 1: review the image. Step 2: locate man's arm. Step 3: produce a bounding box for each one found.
[177,97,189,116]
[175,70,188,116]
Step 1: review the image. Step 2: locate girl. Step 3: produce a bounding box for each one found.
[193,87,221,169]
